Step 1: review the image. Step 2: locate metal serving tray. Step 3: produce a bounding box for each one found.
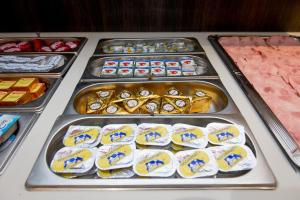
[0,53,76,77]
[26,114,275,189]
[0,112,38,175]
[81,54,218,82]
[63,80,239,115]
[0,37,87,55]
[0,76,61,112]
[208,35,300,169]
[94,37,204,55]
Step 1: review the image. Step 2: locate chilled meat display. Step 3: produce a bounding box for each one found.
[219,35,300,147]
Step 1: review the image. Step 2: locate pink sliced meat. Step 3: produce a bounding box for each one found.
[289,76,300,96]
[219,36,300,147]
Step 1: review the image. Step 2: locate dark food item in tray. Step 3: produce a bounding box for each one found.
[0,39,80,53]
[218,35,300,147]
[0,55,65,72]
[0,78,46,106]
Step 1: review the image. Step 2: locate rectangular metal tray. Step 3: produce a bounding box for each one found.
[81,54,218,82]
[0,53,76,77]
[0,112,39,175]
[63,80,239,115]
[26,114,275,190]
[0,37,87,55]
[208,35,300,169]
[0,76,61,112]
[94,37,204,55]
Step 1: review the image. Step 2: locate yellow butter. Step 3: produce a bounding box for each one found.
[97,145,132,169]
[217,146,247,171]
[51,149,93,172]
[101,125,135,145]
[135,152,171,175]
[136,126,168,145]
[64,128,100,147]
[208,125,239,144]
[178,151,209,177]
[172,127,204,144]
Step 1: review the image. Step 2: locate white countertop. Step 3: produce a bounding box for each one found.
[0,32,300,200]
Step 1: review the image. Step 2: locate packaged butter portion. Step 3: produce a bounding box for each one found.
[133,149,178,177]
[160,99,180,114]
[96,90,114,102]
[0,80,16,91]
[164,95,191,113]
[50,147,96,173]
[207,123,245,145]
[140,97,161,114]
[96,144,135,170]
[209,145,256,172]
[190,89,212,113]
[63,125,101,148]
[136,123,172,146]
[101,124,137,145]
[12,78,38,91]
[136,87,153,98]
[166,87,182,96]
[175,149,218,178]
[97,167,135,179]
[0,114,20,145]
[102,103,128,114]
[172,123,208,148]
[60,167,97,179]
[123,98,147,113]
[0,91,31,106]
[86,96,105,114]
[115,90,133,102]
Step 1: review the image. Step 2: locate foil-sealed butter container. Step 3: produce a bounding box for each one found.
[175,149,218,178]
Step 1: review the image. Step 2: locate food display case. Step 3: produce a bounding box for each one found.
[26,37,275,190]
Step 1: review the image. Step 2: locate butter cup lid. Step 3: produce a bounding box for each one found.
[50,147,96,174]
[133,149,178,177]
[207,123,246,146]
[171,123,208,148]
[100,124,137,145]
[208,144,257,172]
[175,149,218,178]
[95,144,135,170]
[136,123,172,146]
[63,125,101,148]
[97,167,135,179]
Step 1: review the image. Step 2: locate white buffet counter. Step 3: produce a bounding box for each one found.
[0,32,299,200]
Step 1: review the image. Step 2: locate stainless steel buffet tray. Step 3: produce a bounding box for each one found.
[0,37,87,55]
[94,37,204,55]
[81,54,218,82]
[208,35,300,169]
[0,76,61,112]
[0,53,76,77]
[26,114,275,189]
[0,112,38,175]
[63,80,239,115]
